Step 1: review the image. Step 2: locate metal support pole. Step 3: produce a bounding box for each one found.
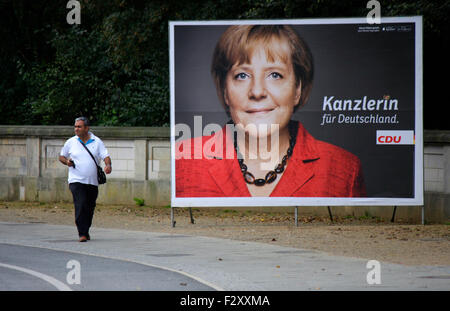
[327,206,333,223]
[421,205,425,225]
[295,207,298,227]
[391,206,397,223]
[189,207,195,224]
[171,206,176,227]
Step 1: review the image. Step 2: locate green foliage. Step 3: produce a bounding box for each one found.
[133,197,145,206]
[18,9,171,126]
[0,0,448,128]
[3,1,172,126]
[20,26,111,125]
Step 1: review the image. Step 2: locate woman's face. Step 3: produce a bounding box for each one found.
[224,43,301,138]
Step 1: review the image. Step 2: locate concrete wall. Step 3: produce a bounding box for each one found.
[0,126,449,223]
[421,131,450,223]
[0,126,170,207]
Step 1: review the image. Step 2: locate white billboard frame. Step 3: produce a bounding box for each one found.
[169,16,423,207]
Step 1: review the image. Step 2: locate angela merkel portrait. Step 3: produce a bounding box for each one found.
[175,25,367,198]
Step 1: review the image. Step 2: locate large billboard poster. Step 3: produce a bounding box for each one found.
[170,17,423,207]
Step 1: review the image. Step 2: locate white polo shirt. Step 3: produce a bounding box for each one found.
[60,132,109,186]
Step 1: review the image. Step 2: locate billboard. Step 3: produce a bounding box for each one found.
[170,17,423,207]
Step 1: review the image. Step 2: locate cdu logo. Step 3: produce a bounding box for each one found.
[377,130,415,145]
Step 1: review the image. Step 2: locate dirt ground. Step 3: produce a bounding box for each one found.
[0,201,449,267]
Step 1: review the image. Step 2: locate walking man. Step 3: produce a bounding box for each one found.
[59,117,112,242]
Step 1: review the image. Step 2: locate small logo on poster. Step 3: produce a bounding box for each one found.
[376,130,415,145]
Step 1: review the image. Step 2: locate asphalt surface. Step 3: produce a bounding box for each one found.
[0,243,212,291]
[0,221,449,291]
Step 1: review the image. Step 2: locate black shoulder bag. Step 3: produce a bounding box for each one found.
[79,140,107,184]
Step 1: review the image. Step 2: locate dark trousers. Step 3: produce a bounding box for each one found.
[69,182,98,237]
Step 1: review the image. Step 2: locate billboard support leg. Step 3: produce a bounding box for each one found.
[189,207,195,224]
[295,207,298,227]
[421,205,425,225]
[171,206,176,227]
[391,206,397,223]
[327,206,333,223]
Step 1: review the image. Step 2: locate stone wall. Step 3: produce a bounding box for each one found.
[424,131,450,193]
[0,126,170,206]
[422,131,450,223]
[0,126,449,223]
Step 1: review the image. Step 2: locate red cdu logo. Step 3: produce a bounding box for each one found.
[376,130,415,145]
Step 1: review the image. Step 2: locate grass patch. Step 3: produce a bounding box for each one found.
[133,197,145,206]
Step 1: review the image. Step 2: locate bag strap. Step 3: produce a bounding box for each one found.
[78,139,100,167]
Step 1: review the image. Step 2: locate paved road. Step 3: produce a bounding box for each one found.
[0,221,449,291]
[0,243,213,291]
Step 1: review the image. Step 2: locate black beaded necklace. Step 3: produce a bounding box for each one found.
[233,121,298,187]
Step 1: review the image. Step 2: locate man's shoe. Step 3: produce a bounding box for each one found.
[79,236,88,242]
[86,234,90,240]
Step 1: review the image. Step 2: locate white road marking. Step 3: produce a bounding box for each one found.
[0,262,72,291]
[0,242,224,291]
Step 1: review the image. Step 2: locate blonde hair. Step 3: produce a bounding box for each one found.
[211,25,314,113]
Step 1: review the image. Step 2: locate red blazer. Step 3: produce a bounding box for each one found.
[176,122,366,197]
